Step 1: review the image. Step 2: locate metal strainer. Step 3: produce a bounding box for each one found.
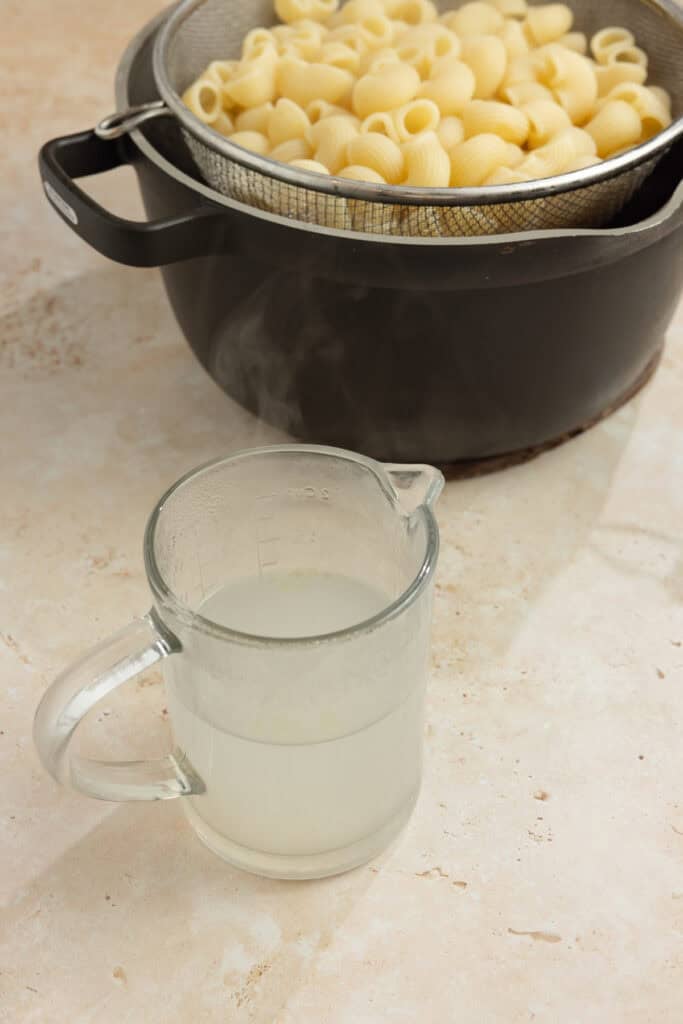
[101,0,683,236]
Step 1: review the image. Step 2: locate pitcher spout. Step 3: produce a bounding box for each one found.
[383,464,445,515]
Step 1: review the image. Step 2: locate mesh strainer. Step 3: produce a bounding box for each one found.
[102,0,683,236]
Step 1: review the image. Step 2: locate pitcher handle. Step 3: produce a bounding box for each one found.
[33,612,204,802]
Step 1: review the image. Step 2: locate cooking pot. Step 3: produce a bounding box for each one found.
[39,8,683,467]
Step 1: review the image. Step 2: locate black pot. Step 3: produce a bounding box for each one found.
[39,10,683,466]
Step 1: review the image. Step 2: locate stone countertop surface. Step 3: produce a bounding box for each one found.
[2,2,683,1021]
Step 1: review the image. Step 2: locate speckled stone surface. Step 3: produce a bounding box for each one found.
[2,2,683,1021]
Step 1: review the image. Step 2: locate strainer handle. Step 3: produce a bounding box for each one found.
[39,129,226,266]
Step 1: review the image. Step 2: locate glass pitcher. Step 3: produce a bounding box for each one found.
[34,445,443,879]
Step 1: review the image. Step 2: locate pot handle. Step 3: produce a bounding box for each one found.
[39,129,225,266]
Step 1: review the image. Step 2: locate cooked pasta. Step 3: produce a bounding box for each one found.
[590,26,634,63]
[500,19,531,60]
[606,82,672,138]
[462,99,530,144]
[524,4,573,46]
[650,86,672,114]
[361,110,402,142]
[267,97,311,145]
[183,0,674,189]
[585,99,642,157]
[270,136,314,161]
[212,111,235,136]
[183,79,223,124]
[277,56,354,105]
[602,42,648,70]
[418,61,476,115]
[225,57,278,108]
[363,46,403,72]
[307,98,357,121]
[501,80,554,105]
[243,28,278,59]
[521,97,571,146]
[289,157,331,172]
[566,153,600,170]
[442,1,504,36]
[387,0,438,24]
[319,40,363,71]
[395,24,461,76]
[352,63,421,117]
[338,163,387,181]
[437,114,465,149]
[347,131,405,181]
[275,0,339,24]
[460,35,508,99]
[527,125,596,173]
[235,102,275,133]
[393,98,441,140]
[559,32,587,54]
[602,60,649,95]
[228,130,271,154]
[337,0,382,21]
[402,131,451,185]
[449,133,515,185]
[204,60,239,88]
[327,23,372,57]
[310,113,360,170]
[533,43,597,124]
[484,165,530,184]
[489,0,528,18]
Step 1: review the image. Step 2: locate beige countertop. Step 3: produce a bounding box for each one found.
[3,2,683,1021]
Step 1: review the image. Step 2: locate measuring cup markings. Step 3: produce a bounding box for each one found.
[254,493,281,573]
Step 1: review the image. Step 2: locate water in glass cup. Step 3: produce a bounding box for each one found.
[167,569,426,878]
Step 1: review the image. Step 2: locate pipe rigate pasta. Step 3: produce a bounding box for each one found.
[289,157,331,172]
[347,131,405,181]
[449,132,515,185]
[591,26,635,63]
[183,79,223,123]
[525,4,574,46]
[392,98,441,139]
[460,35,508,98]
[595,61,647,97]
[462,99,530,144]
[270,136,314,160]
[338,163,387,180]
[418,61,476,115]
[352,63,421,117]
[500,19,531,60]
[521,97,572,146]
[559,31,587,54]
[489,0,528,17]
[228,130,271,154]
[533,43,597,123]
[437,114,465,148]
[310,113,360,169]
[235,102,275,133]
[585,99,642,156]
[402,131,451,185]
[441,1,504,35]
[360,110,402,142]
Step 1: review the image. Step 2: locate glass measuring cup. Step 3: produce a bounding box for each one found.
[34,445,443,879]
